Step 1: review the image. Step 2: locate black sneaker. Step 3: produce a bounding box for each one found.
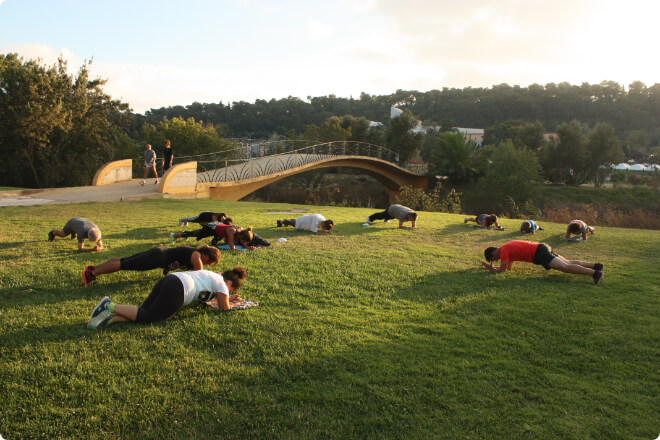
[277,220,282,227]
[594,263,603,272]
[82,269,96,287]
[593,270,604,285]
[90,296,111,319]
[48,231,55,241]
[211,237,218,246]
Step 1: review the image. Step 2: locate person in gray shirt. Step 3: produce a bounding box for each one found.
[365,204,418,229]
[48,217,103,252]
[140,144,158,185]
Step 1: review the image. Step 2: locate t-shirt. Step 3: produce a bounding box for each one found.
[164,247,197,272]
[520,220,539,232]
[163,147,173,164]
[476,214,488,226]
[215,223,233,239]
[569,220,586,234]
[499,240,540,264]
[144,149,156,166]
[62,217,100,243]
[295,214,325,232]
[388,204,415,222]
[172,270,229,306]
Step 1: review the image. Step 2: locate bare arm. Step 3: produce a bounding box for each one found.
[481,260,512,273]
[190,251,203,270]
[78,240,102,253]
[215,294,242,311]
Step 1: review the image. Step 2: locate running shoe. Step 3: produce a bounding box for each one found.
[88,310,112,329]
[594,263,604,272]
[277,220,282,227]
[155,179,159,184]
[82,269,96,287]
[170,232,176,243]
[140,180,145,185]
[593,270,604,285]
[48,231,55,241]
[90,296,111,319]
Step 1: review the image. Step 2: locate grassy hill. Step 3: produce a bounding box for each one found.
[1,199,658,439]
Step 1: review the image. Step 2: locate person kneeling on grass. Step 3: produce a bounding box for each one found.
[481,240,604,284]
[277,214,334,234]
[565,219,595,241]
[170,215,233,243]
[520,220,544,235]
[87,267,248,328]
[464,213,502,230]
[82,245,220,286]
[366,204,417,229]
[48,217,103,252]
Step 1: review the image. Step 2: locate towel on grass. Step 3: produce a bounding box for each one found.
[473,225,505,231]
[565,237,586,242]
[205,298,259,310]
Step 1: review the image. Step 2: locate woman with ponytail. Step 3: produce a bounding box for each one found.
[87,267,248,328]
[82,245,220,286]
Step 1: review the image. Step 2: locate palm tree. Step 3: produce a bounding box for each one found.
[429,132,485,184]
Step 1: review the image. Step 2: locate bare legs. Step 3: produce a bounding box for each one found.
[111,304,138,323]
[548,255,597,276]
[91,258,121,277]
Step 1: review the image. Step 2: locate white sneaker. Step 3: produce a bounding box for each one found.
[140,180,145,185]
[365,216,370,224]
[384,220,390,223]
[155,179,159,184]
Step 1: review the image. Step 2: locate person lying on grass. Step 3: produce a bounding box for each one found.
[82,245,220,286]
[520,220,544,235]
[481,240,604,284]
[565,219,595,241]
[366,204,417,229]
[464,213,502,230]
[48,217,103,253]
[277,214,334,234]
[87,267,248,328]
[170,214,233,243]
[210,224,257,250]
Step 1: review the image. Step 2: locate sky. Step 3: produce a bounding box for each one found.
[1,0,659,114]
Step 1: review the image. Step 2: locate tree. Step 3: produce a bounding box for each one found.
[385,110,423,163]
[470,141,542,213]
[586,122,623,187]
[428,131,484,184]
[0,54,129,188]
[541,120,588,184]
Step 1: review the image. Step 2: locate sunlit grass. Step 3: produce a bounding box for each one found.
[1,199,658,439]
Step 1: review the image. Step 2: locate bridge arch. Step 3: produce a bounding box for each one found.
[202,156,430,202]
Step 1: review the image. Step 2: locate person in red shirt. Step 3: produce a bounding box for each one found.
[481,240,604,284]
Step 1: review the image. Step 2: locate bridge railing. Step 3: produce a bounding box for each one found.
[179,140,428,184]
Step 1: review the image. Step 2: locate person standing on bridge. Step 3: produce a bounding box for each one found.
[162,140,174,173]
[365,204,417,229]
[48,217,103,252]
[140,144,158,185]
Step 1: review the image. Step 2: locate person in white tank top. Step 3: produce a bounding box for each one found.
[87,267,248,328]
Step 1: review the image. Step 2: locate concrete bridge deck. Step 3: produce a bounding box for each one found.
[0,179,164,207]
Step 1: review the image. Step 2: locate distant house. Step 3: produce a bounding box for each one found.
[543,132,559,143]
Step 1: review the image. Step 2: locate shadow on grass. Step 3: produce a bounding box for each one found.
[102,227,163,240]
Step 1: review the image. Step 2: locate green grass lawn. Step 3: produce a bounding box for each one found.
[1,199,658,439]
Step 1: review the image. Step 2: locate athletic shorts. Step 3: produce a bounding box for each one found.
[533,243,558,270]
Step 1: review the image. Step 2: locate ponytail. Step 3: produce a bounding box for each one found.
[222,266,247,290]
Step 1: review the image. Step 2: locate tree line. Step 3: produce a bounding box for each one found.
[1,53,658,191]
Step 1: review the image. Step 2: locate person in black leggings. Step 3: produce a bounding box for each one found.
[87,267,248,328]
[82,245,220,286]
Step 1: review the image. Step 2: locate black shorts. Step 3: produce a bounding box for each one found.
[533,243,558,270]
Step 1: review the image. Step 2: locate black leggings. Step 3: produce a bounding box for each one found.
[136,275,185,323]
[181,225,216,241]
[120,247,169,271]
[368,209,393,222]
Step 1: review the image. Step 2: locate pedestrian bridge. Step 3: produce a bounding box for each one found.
[93,141,430,202]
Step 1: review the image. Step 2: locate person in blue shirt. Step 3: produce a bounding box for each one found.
[520,220,544,235]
